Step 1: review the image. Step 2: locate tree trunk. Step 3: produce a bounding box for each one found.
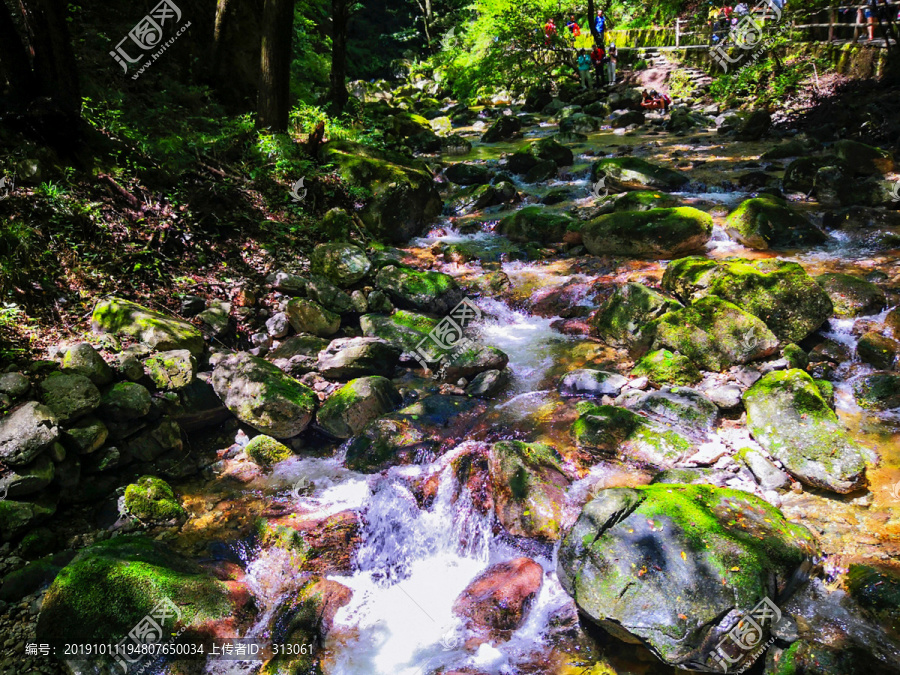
[257,0,293,131]
[16,0,80,115]
[587,0,599,44]
[212,0,234,81]
[0,0,34,98]
[328,0,350,112]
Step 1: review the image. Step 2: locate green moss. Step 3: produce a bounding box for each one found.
[123,476,186,521]
[245,435,294,466]
[631,349,701,386]
[724,196,825,249]
[91,297,204,355]
[782,343,809,370]
[612,190,681,211]
[496,206,576,244]
[583,207,713,258]
[590,157,689,189]
[390,309,439,334]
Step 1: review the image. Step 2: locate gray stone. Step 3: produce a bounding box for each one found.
[285,298,341,337]
[738,447,790,490]
[0,373,29,398]
[98,382,152,422]
[0,455,55,498]
[40,373,101,424]
[61,416,108,455]
[558,369,627,398]
[317,337,401,379]
[60,343,115,386]
[270,271,307,295]
[142,350,197,391]
[266,312,290,338]
[123,417,183,462]
[316,376,402,439]
[465,369,510,398]
[0,402,59,466]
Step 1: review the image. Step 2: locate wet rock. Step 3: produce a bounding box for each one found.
[631,349,702,386]
[0,454,54,498]
[211,352,317,438]
[98,382,152,421]
[705,384,743,410]
[616,386,718,435]
[782,343,809,370]
[0,371,30,398]
[760,139,808,160]
[783,154,840,193]
[316,337,401,379]
[321,140,442,243]
[123,416,182,462]
[481,115,521,142]
[92,297,204,355]
[270,271,307,296]
[61,415,108,455]
[591,157,689,191]
[583,207,713,258]
[441,344,509,381]
[244,434,293,466]
[559,113,600,134]
[452,557,543,642]
[490,441,570,541]
[445,163,492,186]
[123,475,186,521]
[557,484,818,670]
[532,137,574,167]
[737,447,789,490]
[595,190,682,214]
[650,296,779,371]
[39,372,101,424]
[663,257,833,343]
[558,369,627,397]
[572,401,693,468]
[143,349,197,391]
[815,272,886,318]
[285,298,341,337]
[744,369,868,493]
[853,371,900,411]
[258,511,361,575]
[834,139,894,175]
[814,165,894,208]
[310,243,372,287]
[36,536,244,649]
[316,376,401,439]
[846,563,900,638]
[765,640,864,675]
[506,149,539,175]
[60,343,115,386]
[610,110,645,128]
[724,195,827,249]
[589,283,681,351]
[524,158,557,183]
[857,332,899,370]
[736,109,771,140]
[465,369,509,398]
[0,494,57,540]
[0,401,59,466]
[375,265,464,315]
[496,206,578,244]
[360,310,437,353]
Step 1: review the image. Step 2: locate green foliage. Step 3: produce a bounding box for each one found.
[708,48,830,107]
[667,69,696,99]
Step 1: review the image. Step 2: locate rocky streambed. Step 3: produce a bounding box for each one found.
[1,85,900,675]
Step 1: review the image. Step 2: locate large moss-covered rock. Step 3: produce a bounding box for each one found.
[445,162,492,186]
[92,297,204,355]
[596,190,682,214]
[316,376,401,439]
[496,206,578,244]
[631,349,702,386]
[0,494,57,541]
[589,282,681,350]
[60,343,114,386]
[590,157,689,191]
[360,310,438,352]
[662,257,833,343]
[532,137,574,167]
[744,369,868,493]
[650,296,779,371]
[446,182,518,216]
[815,272,886,318]
[0,454,55,498]
[285,298,341,337]
[857,332,899,370]
[321,140,442,243]
[583,208,713,258]
[244,434,293,466]
[310,243,372,287]
[211,352,317,438]
[572,401,694,468]
[375,265,463,314]
[489,441,570,541]
[481,115,522,142]
[143,349,197,391]
[0,402,59,466]
[39,373,101,424]
[557,484,818,670]
[317,337,401,379]
[834,139,894,175]
[853,372,900,411]
[61,416,108,455]
[123,476,186,521]
[783,155,839,193]
[36,536,237,650]
[98,382,152,421]
[724,196,827,249]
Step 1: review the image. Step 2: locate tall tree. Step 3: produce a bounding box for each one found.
[258,0,294,131]
[0,0,34,98]
[328,0,352,112]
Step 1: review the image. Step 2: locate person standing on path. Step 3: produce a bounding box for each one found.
[595,9,606,43]
[577,50,592,89]
[606,45,617,86]
[591,44,606,87]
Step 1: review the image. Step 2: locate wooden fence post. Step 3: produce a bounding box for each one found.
[828,8,835,42]
[676,18,681,47]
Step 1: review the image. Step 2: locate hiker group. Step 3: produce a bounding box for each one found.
[545,10,617,89]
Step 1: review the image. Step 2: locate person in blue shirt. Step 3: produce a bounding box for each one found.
[595,9,606,39]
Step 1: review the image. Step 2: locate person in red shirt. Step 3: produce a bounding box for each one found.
[590,44,606,88]
[566,16,582,39]
[544,18,557,45]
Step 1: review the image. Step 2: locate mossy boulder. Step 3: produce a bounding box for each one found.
[724,196,827,249]
[98,381,152,421]
[582,208,713,258]
[446,182,518,215]
[591,157,689,191]
[631,349,702,386]
[0,401,59,466]
[39,373,101,424]
[445,162,492,186]
[857,332,899,370]
[765,640,869,675]
[36,536,237,650]
[662,257,833,343]
[496,206,578,244]
[317,337,401,379]
[589,282,681,350]
[211,352,317,438]
[744,369,868,493]
[316,376,401,439]
[143,349,197,391]
[60,343,114,386]
[815,272,886,318]
[834,139,894,175]
[320,140,442,243]
[375,265,463,315]
[61,416,108,455]
[441,344,509,380]
[244,434,294,466]
[783,154,840,193]
[572,401,694,468]
[617,387,718,435]
[489,441,571,541]
[123,475,186,521]
[285,298,341,337]
[91,297,204,355]
[359,310,438,352]
[557,484,818,670]
[532,137,574,167]
[853,372,900,411]
[0,494,57,541]
[310,243,372,287]
[600,190,681,214]
[650,296,779,372]
[559,113,601,134]
[0,454,55,498]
